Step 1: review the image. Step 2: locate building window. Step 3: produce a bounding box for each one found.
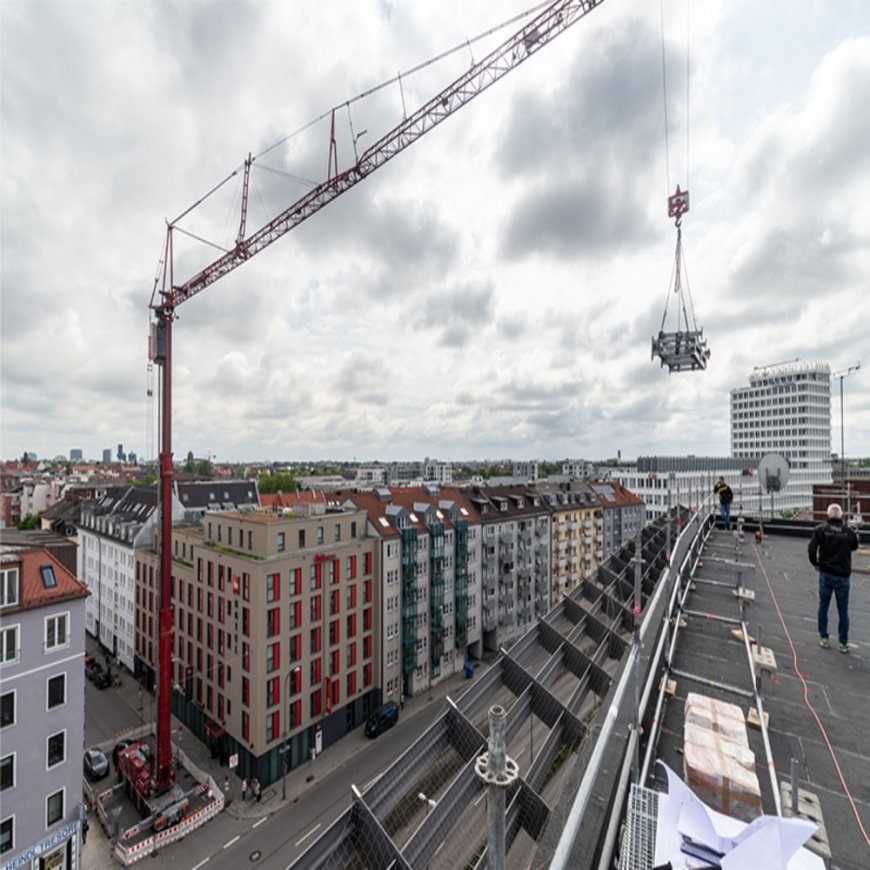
[316,526,324,545]
[310,627,321,654]
[0,692,13,728]
[47,731,65,768]
[0,754,13,791]
[310,690,322,718]
[46,789,64,826]
[242,711,249,742]
[267,607,280,637]
[0,626,19,665]
[45,614,68,652]
[329,620,340,645]
[0,569,19,608]
[334,523,341,543]
[1,816,12,854]
[266,676,279,707]
[364,552,372,574]
[267,573,280,602]
[288,601,301,630]
[289,634,301,663]
[40,566,57,587]
[266,710,280,743]
[267,642,280,673]
[47,674,65,710]
[346,556,357,580]
[289,700,301,729]
[277,532,285,552]
[289,568,301,596]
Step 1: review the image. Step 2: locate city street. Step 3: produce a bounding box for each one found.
[83,654,478,868]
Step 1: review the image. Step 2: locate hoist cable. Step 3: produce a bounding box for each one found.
[659,238,679,333]
[659,0,671,198]
[685,0,690,191]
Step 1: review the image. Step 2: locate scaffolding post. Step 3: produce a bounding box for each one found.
[475,705,519,870]
[631,523,643,783]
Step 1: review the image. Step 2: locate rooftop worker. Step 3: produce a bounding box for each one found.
[808,504,859,653]
[713,476,733,530]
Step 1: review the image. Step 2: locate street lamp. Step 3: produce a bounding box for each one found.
[832,363,861,517]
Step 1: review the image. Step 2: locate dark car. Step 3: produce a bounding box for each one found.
[365,701,399,738]
[91,669,111,690]
[84,747,109,781]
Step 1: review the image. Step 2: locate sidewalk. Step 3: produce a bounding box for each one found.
[226,666,480,819]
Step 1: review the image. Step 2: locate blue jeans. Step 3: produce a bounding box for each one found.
[818,572,850,645]
[719,502,731,529]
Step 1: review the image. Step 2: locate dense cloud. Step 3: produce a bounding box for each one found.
[1,1,868,462]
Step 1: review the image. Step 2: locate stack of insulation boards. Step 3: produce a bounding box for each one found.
[683,692,762,821]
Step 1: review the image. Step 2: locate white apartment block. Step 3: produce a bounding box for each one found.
[607,458,760,521]
[731,360,832,513]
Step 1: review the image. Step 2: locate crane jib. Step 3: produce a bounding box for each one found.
[165,0,604,311]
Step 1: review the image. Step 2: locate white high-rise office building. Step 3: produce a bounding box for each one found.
[731,360,832,513]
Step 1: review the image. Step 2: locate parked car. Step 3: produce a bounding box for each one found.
[85,661,103,682]
[92,669,111,690]
[365,701,399,738]
[84,747,109,781]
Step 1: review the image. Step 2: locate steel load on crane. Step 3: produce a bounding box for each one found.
[651,185,710,373]
[146,0,608,796]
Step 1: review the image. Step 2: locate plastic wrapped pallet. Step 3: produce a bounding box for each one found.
[684,692,748,747]
[683,740,762,821]
[683,722,755,771]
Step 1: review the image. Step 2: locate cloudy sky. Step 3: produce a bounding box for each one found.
[2,0,868,464]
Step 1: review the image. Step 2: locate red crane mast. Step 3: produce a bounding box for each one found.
[148,0,606,794]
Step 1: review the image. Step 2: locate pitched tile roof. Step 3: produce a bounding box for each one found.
[2,549,89,613]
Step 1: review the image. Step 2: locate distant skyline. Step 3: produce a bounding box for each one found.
[2,1,868,463]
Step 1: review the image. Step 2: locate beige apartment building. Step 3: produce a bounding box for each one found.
[135,502,379,786]
[537,484,604,598]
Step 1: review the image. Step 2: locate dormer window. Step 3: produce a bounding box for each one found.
[0,568,19,608]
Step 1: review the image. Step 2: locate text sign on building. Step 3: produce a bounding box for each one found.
[229,753,238,770]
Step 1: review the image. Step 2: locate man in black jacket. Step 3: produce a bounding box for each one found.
[713,477,733,530]
[808,504,859,653]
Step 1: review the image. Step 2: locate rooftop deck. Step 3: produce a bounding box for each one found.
[647,526,869,869]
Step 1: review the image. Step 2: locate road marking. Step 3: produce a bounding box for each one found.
[294,823,321,847]
[363,775,381,791]
[192,859,210,870]
[223,835,240,849]
[474,791,487,807]
[253,817,267,829]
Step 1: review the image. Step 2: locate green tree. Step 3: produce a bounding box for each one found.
[15,511,44,530]
[257,472,299,494]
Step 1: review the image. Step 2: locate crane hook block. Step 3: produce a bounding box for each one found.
[668,185,690,221]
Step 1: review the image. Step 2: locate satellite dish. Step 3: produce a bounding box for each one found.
[757,453,790,493]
